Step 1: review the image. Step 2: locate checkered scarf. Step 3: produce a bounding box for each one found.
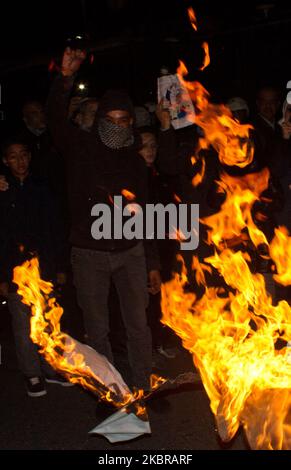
[98,118,134,149]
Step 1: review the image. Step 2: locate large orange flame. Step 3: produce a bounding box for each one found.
[161,242,291,448]
[160,79,291,447]
[161,9,291,448]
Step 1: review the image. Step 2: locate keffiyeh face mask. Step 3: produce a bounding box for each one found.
[98,118,134,149]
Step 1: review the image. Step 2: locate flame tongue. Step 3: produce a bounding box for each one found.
[202,168,270,248]
[121,189,136,201]
[200,42,210,71]
[176,60,254,179]
[187,7,198,31]
[270,227,291,286]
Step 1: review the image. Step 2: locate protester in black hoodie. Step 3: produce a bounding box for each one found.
[252,86,283,174]
[47,47,157,390]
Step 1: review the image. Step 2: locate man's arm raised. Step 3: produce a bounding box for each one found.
[46,47,87,155]
[61,47,87,78]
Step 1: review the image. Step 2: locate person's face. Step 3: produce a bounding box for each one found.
[139,132,157,166]
[3,144,31,180]
[256,90,280,123]
[23,102,46,130]
[77,101,98,131]
[106,110,133,128]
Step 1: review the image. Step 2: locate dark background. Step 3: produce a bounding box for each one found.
[0,1,290,452]
[0,0,290,122]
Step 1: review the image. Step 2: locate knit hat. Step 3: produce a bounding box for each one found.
[226,97,249,116]
[97,89,135,119]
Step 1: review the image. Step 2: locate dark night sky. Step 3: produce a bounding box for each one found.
[0,0,290,120]
[0,0,289,57]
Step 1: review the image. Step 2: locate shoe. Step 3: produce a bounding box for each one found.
[156,345,177,359]
[45,374,74,387]
[25,376,47,397]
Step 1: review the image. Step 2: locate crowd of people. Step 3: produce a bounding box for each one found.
[0,46,290,399]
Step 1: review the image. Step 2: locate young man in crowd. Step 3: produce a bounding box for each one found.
[253,86,283,172]
[71,98,98,132]
[0,137,70,397]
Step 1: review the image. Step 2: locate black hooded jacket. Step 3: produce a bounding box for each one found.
[47,75,159,270]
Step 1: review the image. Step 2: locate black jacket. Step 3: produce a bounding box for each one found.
[18,125,66,196]
[0,173,66,289]
[252,115,283,175]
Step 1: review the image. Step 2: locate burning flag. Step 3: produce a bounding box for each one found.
[13,258,152,442]
[13,258,200,443]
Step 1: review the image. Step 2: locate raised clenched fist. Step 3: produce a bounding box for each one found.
[61,47,87,78]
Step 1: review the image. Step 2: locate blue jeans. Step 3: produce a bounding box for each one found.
[8,293,55,378]
[71,242,152,389]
